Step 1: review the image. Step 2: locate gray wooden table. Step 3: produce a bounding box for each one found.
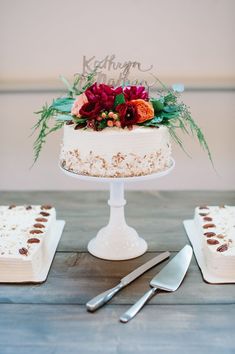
[0,191,235,354]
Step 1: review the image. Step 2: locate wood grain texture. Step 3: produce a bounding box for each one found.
[0,252,235,305]
[0,191,235,354]
[0,304,234,354]
[1,191,235,251]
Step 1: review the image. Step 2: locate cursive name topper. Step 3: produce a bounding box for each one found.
[79,54,157,88]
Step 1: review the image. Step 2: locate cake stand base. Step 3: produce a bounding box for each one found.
[88,227,147,260]
[60,159,175,260]
[88,180,147,260]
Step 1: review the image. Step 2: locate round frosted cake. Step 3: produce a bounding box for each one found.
[60,124,171,177]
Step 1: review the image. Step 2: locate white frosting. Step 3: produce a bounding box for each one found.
[60,125,172,177]
[0,205,56,280]
[194,206,235,277]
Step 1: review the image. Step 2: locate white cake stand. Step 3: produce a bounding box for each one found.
[60,159,175,260]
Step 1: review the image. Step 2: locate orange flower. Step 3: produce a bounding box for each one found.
[130,99,154,123]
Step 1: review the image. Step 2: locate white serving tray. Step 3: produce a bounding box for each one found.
[183,220,235,284]
[0,220,65,284]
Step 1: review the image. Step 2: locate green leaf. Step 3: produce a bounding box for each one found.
[152,116,163,123]
[114,93,125,108]
[73,118,87,124]
[142,116,163,126]
[163,92,178,105]
[52,97,75,112]
[54,104,73,113]
[161,111,180,119]
[59,75,73,92]
[138,116,163,127]
[56,114,73,121]
[150,98,164,113]
[97,119,107,130]
[72,69,97,96]
[53,97,75,105]
[32,103,64,166]
[163,105,178,113]
[46,121,64,136]
[74,118,87,128]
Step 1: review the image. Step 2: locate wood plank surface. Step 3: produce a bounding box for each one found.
[0,252,234,305]
[1,191,235,252]
[0,304,234,354]
[0,191,235,354]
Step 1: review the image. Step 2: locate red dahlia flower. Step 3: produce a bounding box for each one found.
[85,83,123,111]
[116,103,138,128]
[123,86,149,101]
[79,101,101,119]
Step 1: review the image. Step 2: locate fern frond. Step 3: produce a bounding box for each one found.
[32,104,60,165]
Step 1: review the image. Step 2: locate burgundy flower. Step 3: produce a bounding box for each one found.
[116,103,138,128]
[86,119,97,130]
[85,83,123,110]
[123,86,149,101]
[79,101,101,119]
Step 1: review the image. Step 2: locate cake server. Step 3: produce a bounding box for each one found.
[120,245,192,323]
[86,251,170,312]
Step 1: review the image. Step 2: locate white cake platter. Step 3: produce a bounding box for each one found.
[184,220,235,284]
[0,220,65,283]
[60,158,175,261]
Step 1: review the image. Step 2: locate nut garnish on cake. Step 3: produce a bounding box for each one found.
[194,205,235,277]
[0,205,56,282]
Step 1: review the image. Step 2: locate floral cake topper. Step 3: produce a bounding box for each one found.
[32,56,212,164]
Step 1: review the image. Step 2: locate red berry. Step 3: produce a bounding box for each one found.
[107,120,114,127]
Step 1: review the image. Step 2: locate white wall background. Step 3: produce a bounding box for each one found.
[0,0,235,190]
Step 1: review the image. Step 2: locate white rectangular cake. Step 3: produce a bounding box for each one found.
[0,205,56,282]
[194,205,235,278]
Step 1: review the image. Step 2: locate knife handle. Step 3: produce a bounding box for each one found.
[86,283,123,312]
[120,287,157,323]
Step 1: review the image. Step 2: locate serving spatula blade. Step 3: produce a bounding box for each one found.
[120,245,193,323]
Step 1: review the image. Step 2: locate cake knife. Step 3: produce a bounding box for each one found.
[86,251,170,312]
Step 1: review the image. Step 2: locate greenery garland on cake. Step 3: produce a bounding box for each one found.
[32,71,212,164]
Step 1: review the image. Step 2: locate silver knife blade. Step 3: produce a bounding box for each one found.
[121,251,170,286]
[150,245,192,291]
[86,251,170,312]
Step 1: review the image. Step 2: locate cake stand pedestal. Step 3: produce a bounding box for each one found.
[60,159,175,260]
